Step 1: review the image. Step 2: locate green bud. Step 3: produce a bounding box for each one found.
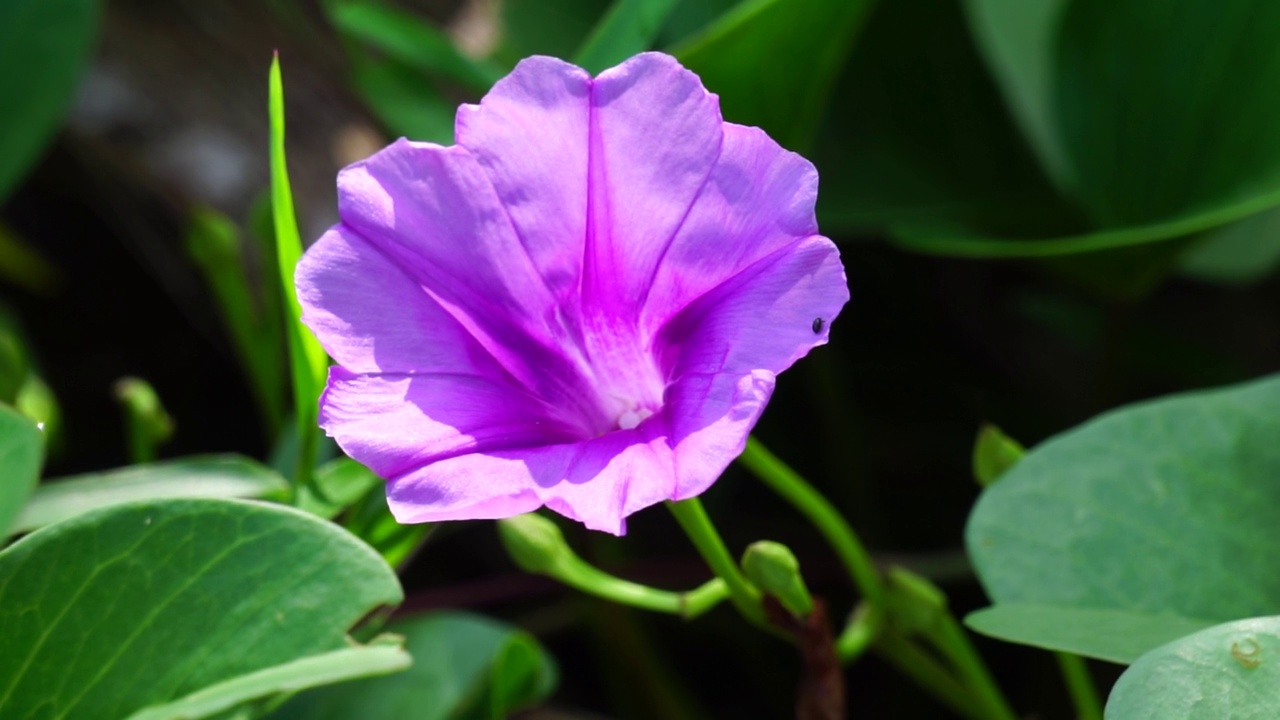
[886,567,947,635]
[496,512,570,575]
[972,423,1025,486]
[741,540,813,618]
[114,377,173,464]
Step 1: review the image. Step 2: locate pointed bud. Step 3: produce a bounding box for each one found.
[497,512,570,575]
[742,540,814,618]
[972,423,1025,486]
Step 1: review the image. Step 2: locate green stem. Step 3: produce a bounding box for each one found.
[738,437,884,607]
[559,556,729,620]
[1056,652,1103,720]
[928,612,1018,720]
[665,498,765,626]
[874,630,987,720]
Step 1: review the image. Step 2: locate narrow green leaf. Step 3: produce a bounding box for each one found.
[967,374,1280,625]
[12,456,288,534]
[0,0,102,201]
[269,55,331,488]
[185,206,286,436]
[272,612,557,720]
[125,645,410,720]
[1106,616,1280,719]
[0,498,403,719]
[325,0,503,92]
[965,604,1216,665]
[113,377,174,465]
[673,0,874,153]
[0,404,42,536]
[971,424,1024,486]
[574,0,680,74]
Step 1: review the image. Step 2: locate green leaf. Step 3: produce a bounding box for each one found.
[815,0,1084,238]
[1056,0,1280,228]
[1179,205,1280,285]
[0,498,403,719]
[325,0,504,92]
[272,612,558,720]
[494,0,608,66]
[269,55,331,488]
[125,645,410,720]
[0,0,102,201]
[971,424,1025,486]
[965,604,1216,665]
[185,206,286,436]
[673,0,875,153]
[962,0,1072,192]
[0,404,42,536]
[967,374,1280,626]
[11,456,288,535]
[295,457,381,519]
[1106,616,1280,719]
[574,0,680,74]
[346,47,457,143]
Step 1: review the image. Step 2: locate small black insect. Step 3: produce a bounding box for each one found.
[811,317,824,334]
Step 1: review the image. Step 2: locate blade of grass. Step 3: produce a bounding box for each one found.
[269,53,329,492]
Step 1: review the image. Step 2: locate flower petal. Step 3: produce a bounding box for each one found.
[334,139,605,430]
[641,123,820,334]
[584,53,724,314]
[320,367,579,480]
[387,418,677,535]
[657,235,849,381]
[296,225,504,377]
[665,370,776,500]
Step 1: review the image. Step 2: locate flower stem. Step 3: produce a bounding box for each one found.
[1056,652,1103,720]
[927,612,1018,720]
[738,437,883,607]
[563,558,730,620]
[874,630,988,720]
[665,498,765,626]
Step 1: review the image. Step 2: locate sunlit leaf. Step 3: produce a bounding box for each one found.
[0,498,403,719]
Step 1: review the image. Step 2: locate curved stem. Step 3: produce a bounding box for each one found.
[929,612,1018,720]
[1056,652,1103,720]
[665,498,765,626]
[738,437,884,607]
[558,556,729,619]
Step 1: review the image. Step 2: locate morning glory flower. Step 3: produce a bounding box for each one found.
[296,52,848,535]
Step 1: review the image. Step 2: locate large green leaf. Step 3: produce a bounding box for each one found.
[1179,205,1280,285]
[967,375,1280,628]
[273,612,558,720]
[0,0,102,201]
[673,0,875,154]
[11,455,288,535]
[1057,0,1280,227]
[962,0,1072,192]
[0,404,42,536]
[0,498,403,719]
[1106,616,1280,719]
[814,0,1085,238]
[965,604,1216,665]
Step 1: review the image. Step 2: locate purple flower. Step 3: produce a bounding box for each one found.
[296,52,848,535]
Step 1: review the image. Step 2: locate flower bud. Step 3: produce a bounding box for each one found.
[497,512,570,575]
[742,540,813,618]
